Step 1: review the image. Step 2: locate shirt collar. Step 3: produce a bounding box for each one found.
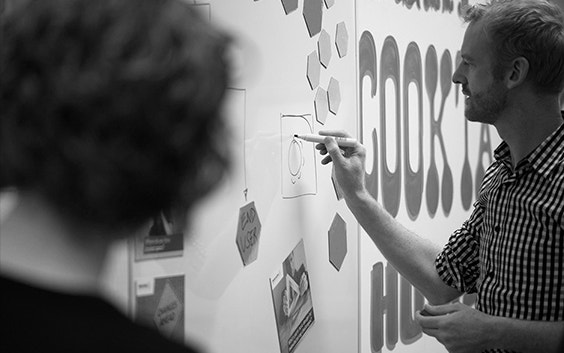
[494,111,564,180]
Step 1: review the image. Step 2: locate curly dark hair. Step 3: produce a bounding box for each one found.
[0,0,231,231]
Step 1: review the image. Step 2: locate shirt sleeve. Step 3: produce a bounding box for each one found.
[435,200,484,294]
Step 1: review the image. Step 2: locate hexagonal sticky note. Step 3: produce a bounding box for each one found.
[281,0,298,14]
[328,213,347,271]
[335,21,349,58]
[306,51,320,90]
[327,77,341,114]
[236,201,261,266]
[303,0,323,38]
[318,29,332,68]
[314,87,329,125]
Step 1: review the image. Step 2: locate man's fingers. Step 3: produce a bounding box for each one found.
[316,143,327,154]
[323,136,346,164]
[420,326,440,337]
[321,155,333,165]
[415,310,442,329]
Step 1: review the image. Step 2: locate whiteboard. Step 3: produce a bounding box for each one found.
[100,1,502,353]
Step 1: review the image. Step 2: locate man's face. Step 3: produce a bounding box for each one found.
[453,20,508,125]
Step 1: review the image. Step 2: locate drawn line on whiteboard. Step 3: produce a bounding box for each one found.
[227,87,248,201]
[280,114,318,198]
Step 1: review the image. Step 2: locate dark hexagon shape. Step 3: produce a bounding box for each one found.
[331,167,344,200]
[314,87,329,125]
[318,29,332,68]
[306,51,320,90]
[335,21,349,58]
[281,0,298,14]
[303,0,323,38]
[327,77,341,115]
[236,202,262,266]
[328,213,347,271]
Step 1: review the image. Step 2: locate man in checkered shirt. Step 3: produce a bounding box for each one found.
[317,0,564,352]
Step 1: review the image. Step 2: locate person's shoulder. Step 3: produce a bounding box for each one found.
[78,297,201,353]
[0,276,201,353]
[115,322,201,353]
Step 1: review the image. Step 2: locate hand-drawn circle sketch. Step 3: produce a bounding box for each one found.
[288,138,306,184]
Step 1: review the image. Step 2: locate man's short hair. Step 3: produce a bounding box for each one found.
[462,0,564,94]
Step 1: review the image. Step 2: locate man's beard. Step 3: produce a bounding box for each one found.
[464,80,508,124]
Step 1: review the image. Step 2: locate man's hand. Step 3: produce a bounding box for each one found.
[316,130,367,202]
[415,302,493,353]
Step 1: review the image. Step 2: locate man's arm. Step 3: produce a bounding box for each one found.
[416,302,564,353]
[319,131,461,304]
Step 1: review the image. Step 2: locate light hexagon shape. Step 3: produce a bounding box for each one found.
[306,51,320,90]
[314,87,329,125]
[327,77,341,114]
[318,29,332,68]
[335,21,349,58]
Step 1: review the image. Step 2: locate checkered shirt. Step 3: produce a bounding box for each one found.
[435,119,564,353]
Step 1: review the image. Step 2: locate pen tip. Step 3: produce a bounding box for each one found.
[293,134,298,137]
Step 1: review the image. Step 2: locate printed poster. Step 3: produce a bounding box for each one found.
[270,240,315,353]
[135,275,185,341]
[134,209,184,261]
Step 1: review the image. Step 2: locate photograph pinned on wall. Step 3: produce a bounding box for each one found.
[270,239,315,353]
[134,209,184,261]
[280,114,318,199]
[134,275,185,342]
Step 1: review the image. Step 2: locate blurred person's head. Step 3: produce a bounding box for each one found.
[0,0,232,234]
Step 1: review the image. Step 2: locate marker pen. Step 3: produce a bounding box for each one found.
[294,134,358,148]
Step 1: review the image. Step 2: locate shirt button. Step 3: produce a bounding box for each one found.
[494,225,500,232]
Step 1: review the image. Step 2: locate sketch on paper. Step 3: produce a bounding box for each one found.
[280,114,318,198]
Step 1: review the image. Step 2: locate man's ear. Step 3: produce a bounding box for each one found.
[506,56,529,89]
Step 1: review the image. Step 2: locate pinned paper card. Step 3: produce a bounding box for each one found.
[236,201,262,266]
